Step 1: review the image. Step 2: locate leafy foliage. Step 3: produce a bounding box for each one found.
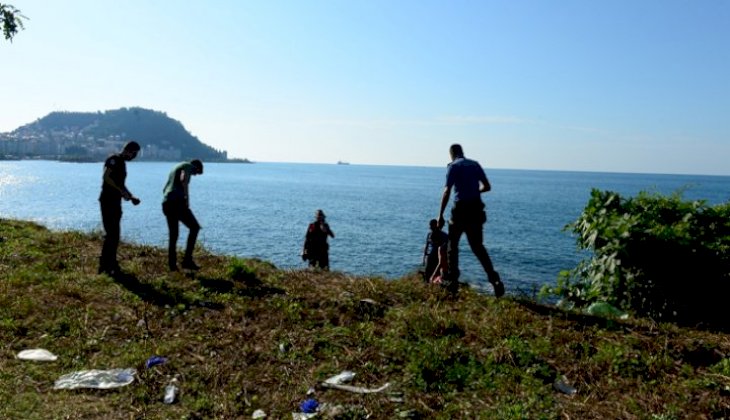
[544,189,730,324]
[0,3,25,41]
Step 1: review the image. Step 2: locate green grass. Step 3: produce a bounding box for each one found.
[1,218,730,419]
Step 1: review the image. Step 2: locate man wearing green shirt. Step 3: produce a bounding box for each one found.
[162,159,204,271]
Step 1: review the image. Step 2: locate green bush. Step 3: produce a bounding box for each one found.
[543,189,730,324]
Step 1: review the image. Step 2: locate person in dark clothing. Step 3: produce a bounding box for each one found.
[422,218,448,283]
[437,144,504,297]
[98,141,141,276]
[302,209,335,270]
[162,159,204,271]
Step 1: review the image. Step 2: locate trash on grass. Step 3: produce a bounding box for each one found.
[16,349,58,362]
[145,355,168,369]
[291,413,318,420]
[163,384,178,404]
[585,302,628,320]
[553,376,577,395]
[322,370,391,394]
[53,368,136,390]
[324,371,355,385]
[252,409,267,419]
[299,398,319,413]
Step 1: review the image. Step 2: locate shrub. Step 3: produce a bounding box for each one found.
[543,189,730,324]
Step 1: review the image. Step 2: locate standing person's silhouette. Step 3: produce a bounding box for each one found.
[98,141,141,276]
[437,144,504,296]
[302,209,335,270]
[162,159,204,271]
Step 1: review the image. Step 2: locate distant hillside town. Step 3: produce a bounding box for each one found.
[0,107,230,162]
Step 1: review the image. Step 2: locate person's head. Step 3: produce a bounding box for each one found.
[191,159,204,175]
[315,209,326,222]
[449,143,464,161]
[429,219,438,230]
[121,141,140,161]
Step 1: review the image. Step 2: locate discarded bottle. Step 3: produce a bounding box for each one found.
[164,379,179,404]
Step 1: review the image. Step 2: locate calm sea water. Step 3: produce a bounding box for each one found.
[1,161,728,294]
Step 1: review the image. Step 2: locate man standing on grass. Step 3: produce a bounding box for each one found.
[437,143,504,297]
[98,141,141,276]
[162,159,204,271]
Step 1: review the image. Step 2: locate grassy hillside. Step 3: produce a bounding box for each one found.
[1,219,729,419]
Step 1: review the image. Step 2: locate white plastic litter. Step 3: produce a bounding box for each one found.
[291,413,317,420]
[553,376,577,395]
[252,409,267,419]
[53,368,136,390]
[164,384,178,404]
[324,371,356,385]
[16,349,58,362]
[322,370,390,394]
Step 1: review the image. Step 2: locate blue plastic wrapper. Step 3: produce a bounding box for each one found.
[299,398,319,413]
[145,355,168,369]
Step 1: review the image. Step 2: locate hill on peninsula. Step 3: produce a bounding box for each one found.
[2,107,229,162]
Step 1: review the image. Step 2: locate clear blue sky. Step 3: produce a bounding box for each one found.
[2,1,728,175]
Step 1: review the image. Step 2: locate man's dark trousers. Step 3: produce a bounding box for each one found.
[100,199,122,272]
[446,199,495,291]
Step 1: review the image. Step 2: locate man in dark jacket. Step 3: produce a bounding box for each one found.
[98,141,141,276]
[302,209,335,270]
[437,143,504,296]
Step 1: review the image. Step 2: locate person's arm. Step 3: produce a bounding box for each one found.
[479,167,491,193]
[102,166,139,204]
[437,185,451,228]
[422,233,431,265]
[324,223,335,238]
[179,168,190,207]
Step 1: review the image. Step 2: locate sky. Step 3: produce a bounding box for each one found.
[1,1,728,175]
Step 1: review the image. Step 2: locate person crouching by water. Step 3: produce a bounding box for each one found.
[302,209,335,270]
[422,218,448,283]
[162,159,204,271]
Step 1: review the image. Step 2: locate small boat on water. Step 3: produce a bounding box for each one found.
[336,160,350,165]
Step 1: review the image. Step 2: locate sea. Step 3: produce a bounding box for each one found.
[1,160,728,294]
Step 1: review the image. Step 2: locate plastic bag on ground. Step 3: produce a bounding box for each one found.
[553,376,577,395]
[16,349,58,362]
[324,371,355,385]
[53,368,136,390]
[585,302,628,320]
[322,370,390,394]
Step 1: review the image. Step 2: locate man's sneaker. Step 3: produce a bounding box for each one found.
[181,260,200,270]
[489,271,505,298]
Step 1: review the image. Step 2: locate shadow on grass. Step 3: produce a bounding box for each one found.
[110,271,285,309]
[198,276,285,299]
[112,272,178,306]
[111,271,224,310]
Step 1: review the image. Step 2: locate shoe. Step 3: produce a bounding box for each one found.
[181,260,200,270]
[489,271,505,298]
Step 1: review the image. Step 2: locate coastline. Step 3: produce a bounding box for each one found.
[1,218,729,418]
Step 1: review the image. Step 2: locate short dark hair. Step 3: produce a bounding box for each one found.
[191,159,204,174]
[124,141,141,152]
[449,144,464,158]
